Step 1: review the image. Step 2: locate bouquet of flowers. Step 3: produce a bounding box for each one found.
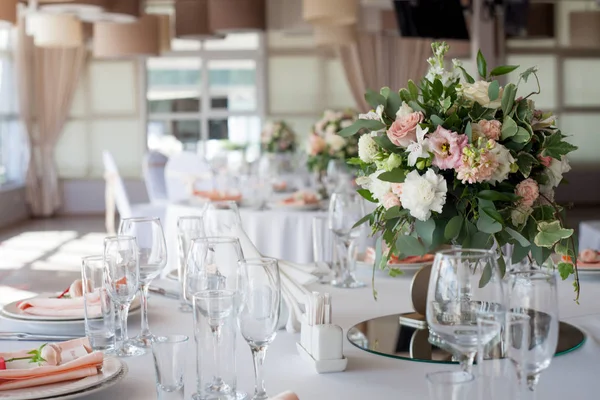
[261,121,296,153]
[339,42,580,297]
[307,109,359,173]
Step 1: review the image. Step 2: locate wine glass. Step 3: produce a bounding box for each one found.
[183,237,246,307]
[238,258,281,400]
[203,201,242,237]
[103,235,143,357]
[177,216,205,312]
[328,192,366,288]
[426,249,506,372]
[508,270,559,391]
[324,159,347,195]
[118,217,167,348]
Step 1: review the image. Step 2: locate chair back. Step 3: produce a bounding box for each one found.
[102,150,133,219]
[164,151,212,202]
[143,151,168,203]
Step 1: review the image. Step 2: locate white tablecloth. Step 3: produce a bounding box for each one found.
[2,271,600,399]
[579,220,600,252]
[164,202,327,272]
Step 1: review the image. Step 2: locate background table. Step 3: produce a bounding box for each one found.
[3,270,600,399]
[579,220,600,252]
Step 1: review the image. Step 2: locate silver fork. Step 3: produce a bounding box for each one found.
[0,332,80,341]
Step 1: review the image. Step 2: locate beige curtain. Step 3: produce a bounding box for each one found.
[15,18,88,217]
[338,34,432,112]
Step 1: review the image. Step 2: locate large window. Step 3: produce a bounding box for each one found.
[145,32,265,158]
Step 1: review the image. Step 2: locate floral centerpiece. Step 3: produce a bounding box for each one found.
[307,109,359,173]
[261,121,296,154]
[339,42,580,298]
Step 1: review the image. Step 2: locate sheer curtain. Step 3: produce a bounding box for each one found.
[338,34,432,112]
[15,17,87,216]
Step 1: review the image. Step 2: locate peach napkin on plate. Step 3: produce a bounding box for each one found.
[278,190,320,207]
[0,337,103,391]
[193,189,242,203]
[269,391,299,400]
[16,280,102,318]
[562,249,600,267]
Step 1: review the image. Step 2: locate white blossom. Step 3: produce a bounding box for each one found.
[357,170,391,203]
[358,134,378,163]
[486,143,515,185]
[400,169,447,221]
[396,102,414,119]
[406,125,430,167]
[546,156,571,188]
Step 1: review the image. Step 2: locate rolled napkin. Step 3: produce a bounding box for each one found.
[0,337,103,391]
[269,391,299,400]
[17,280,101,318]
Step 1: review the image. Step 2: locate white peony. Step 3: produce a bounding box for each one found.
[396,102,414,119]
[460,81,503,109]
[511,204,533,227]
[357,170,391,203]
[486,143,515,185]
[546,156,571,188]
[358,134,378,163]
[325,132,346,152]
[400,169,447,221]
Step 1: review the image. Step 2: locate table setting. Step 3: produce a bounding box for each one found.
[3,41,600,400]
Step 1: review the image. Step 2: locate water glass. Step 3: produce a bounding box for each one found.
[312,216,334,283]
[152,335,189,400]
[104,235,143,357]
[81,255,115,353]
[426,370,474,400]
[508,270,559,391]
[118,217,168,348]
[177,216,205,312]
[193,290,244,400]
[202,201,242,237]
[476,312,530,400]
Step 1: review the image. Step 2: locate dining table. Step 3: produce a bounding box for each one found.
[2,269,600,399]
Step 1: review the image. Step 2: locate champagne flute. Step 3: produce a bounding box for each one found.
[104,235,143,357]
[177,216,205,312]
[508,270,559,391]
[238,258,281,400]
[118,217,167,348]
[426,249,506,372]
[203,201,242,237]
[328,191,366,288]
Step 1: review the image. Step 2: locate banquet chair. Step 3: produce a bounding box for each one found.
[143,151,168,203]
[164,151,213,203]
[102,150,166,233]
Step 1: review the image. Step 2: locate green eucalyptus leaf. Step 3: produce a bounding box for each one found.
[457,66,475,84]
[433,79,444,98]
[488,80,500,101]
[483,207,504,225]
[490,65,520,77]
[378,168,406,183]
[512,243,530,264]
[501,116,519,140]
[338,120,386,138]
[430,115,444,127]
[472,232,494,249]
[502,83,517,116]
[477,50,487,78]
[396,235,426,257]
[513,127,531,143]
[380,87,391,99]
[353,213,372,229]
[384,205,403,219]
[365,89,386,109]
[385,91,402,121]
[477,212,502,234]
[442,96,452,113]
[399,88,412,103]
[465,122,473,142]
[497,255,506,279]
[408,101,425,114]
[477,190,519,202]
[534,220,574,248]
[372,135,397,152]
[408,80,419,100]
[530,243,552,266]
[445,215,464,241]
[357,189,377,203]
[505,227,530,247]
[415,218,436,247]
[479,261,493,288]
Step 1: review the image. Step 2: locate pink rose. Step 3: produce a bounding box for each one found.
[391,183,403,197]
[538,155,552,167]
[580,249,598,263]
[476,120,502,141]
[386,111,423,147]
[428,126,468,170]
[382,192,401,209]
[515,178,539,207]
[308,134,326,156]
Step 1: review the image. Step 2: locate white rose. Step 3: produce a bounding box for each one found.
[325,133,346,152]
[358,134,378,163]
[460,81,503,109]
[546,156,571,188]
[511,204,532,227]
[396,102,414,119]
[400,169,447,221]
[486,143,515,185]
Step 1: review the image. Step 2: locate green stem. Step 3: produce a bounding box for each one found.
[5,356,33,362]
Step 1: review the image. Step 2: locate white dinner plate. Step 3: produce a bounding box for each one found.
[267,202,321,211]
[0,357,126,400]
[2,294,141,322]
[167,270,178,281]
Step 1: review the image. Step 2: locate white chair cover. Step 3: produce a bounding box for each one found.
[143,151,168,203]
[164,152,212,202]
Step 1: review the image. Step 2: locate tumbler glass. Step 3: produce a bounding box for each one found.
[152,335,189,400]
[426,371,474,400]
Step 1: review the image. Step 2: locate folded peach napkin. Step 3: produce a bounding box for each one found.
[17,282,102,318]
[193,189,242,203]
[278,190,320,207]
[0,338,103,391]
[562,249,600,267]
[269,391,299,400]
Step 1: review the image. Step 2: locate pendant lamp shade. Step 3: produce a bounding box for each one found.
[30,14,84,48]
[313,24,356,47]
[303,0,358,26]
[93,14,160,58]
[175,0,223,39]
[570,11,600,48]
[78,0,140,23]
[208,0,266,33]
[0,0,17,26]
[40,0,107,14]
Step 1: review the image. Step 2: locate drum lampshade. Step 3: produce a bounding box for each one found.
[93,14,160,58]
[0,0,18,26]
[29,13,84,48]
[303,0,358,26]
[175,0,224,39]
[208,0,266,33]
[39,0,107,14]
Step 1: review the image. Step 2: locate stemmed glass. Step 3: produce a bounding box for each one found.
[118,217,167,348]
[328,192,366,288]
[203,201,242,237]
[177,216,205,312]
[426,249,506,372]
[103,235,143,357]
[508,270,559,391]
[238,258,281,400]
[324,159,347,195]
